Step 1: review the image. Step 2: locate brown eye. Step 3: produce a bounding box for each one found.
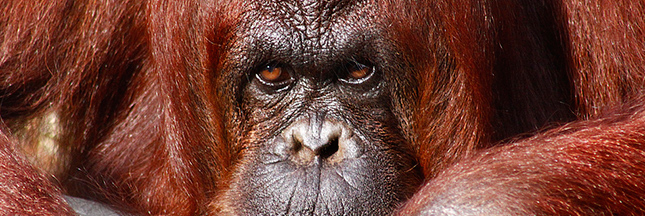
[349,66,370,79]
[256,65,293,87]
[340,62,374,84]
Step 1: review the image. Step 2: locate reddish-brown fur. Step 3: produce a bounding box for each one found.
[0,126,73,215]
[0,0,644,215]
[397,101,645,214]
[1,1,202,214]
[397,0,645,214]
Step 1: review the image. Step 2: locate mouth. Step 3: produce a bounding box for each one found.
[222,154,411,215]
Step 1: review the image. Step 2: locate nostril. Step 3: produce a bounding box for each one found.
[317,137,339,159]
[292,134,303,152]
[291,133,313,162]
[291,133,339,164]
[284,118,353,165]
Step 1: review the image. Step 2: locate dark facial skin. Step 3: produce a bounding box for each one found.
[214,0,422,215]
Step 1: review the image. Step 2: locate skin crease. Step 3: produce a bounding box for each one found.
[1,0,644,215]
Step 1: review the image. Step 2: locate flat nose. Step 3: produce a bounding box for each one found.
[282,118,356,165]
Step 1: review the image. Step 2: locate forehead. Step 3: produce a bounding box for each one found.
[250,0,367,30]
[233,0,382,68]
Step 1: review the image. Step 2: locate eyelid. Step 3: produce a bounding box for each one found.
[339,62,375,84]
[255,64,294,88]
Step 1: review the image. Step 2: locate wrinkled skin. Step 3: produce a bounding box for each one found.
[212,1,421,214]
